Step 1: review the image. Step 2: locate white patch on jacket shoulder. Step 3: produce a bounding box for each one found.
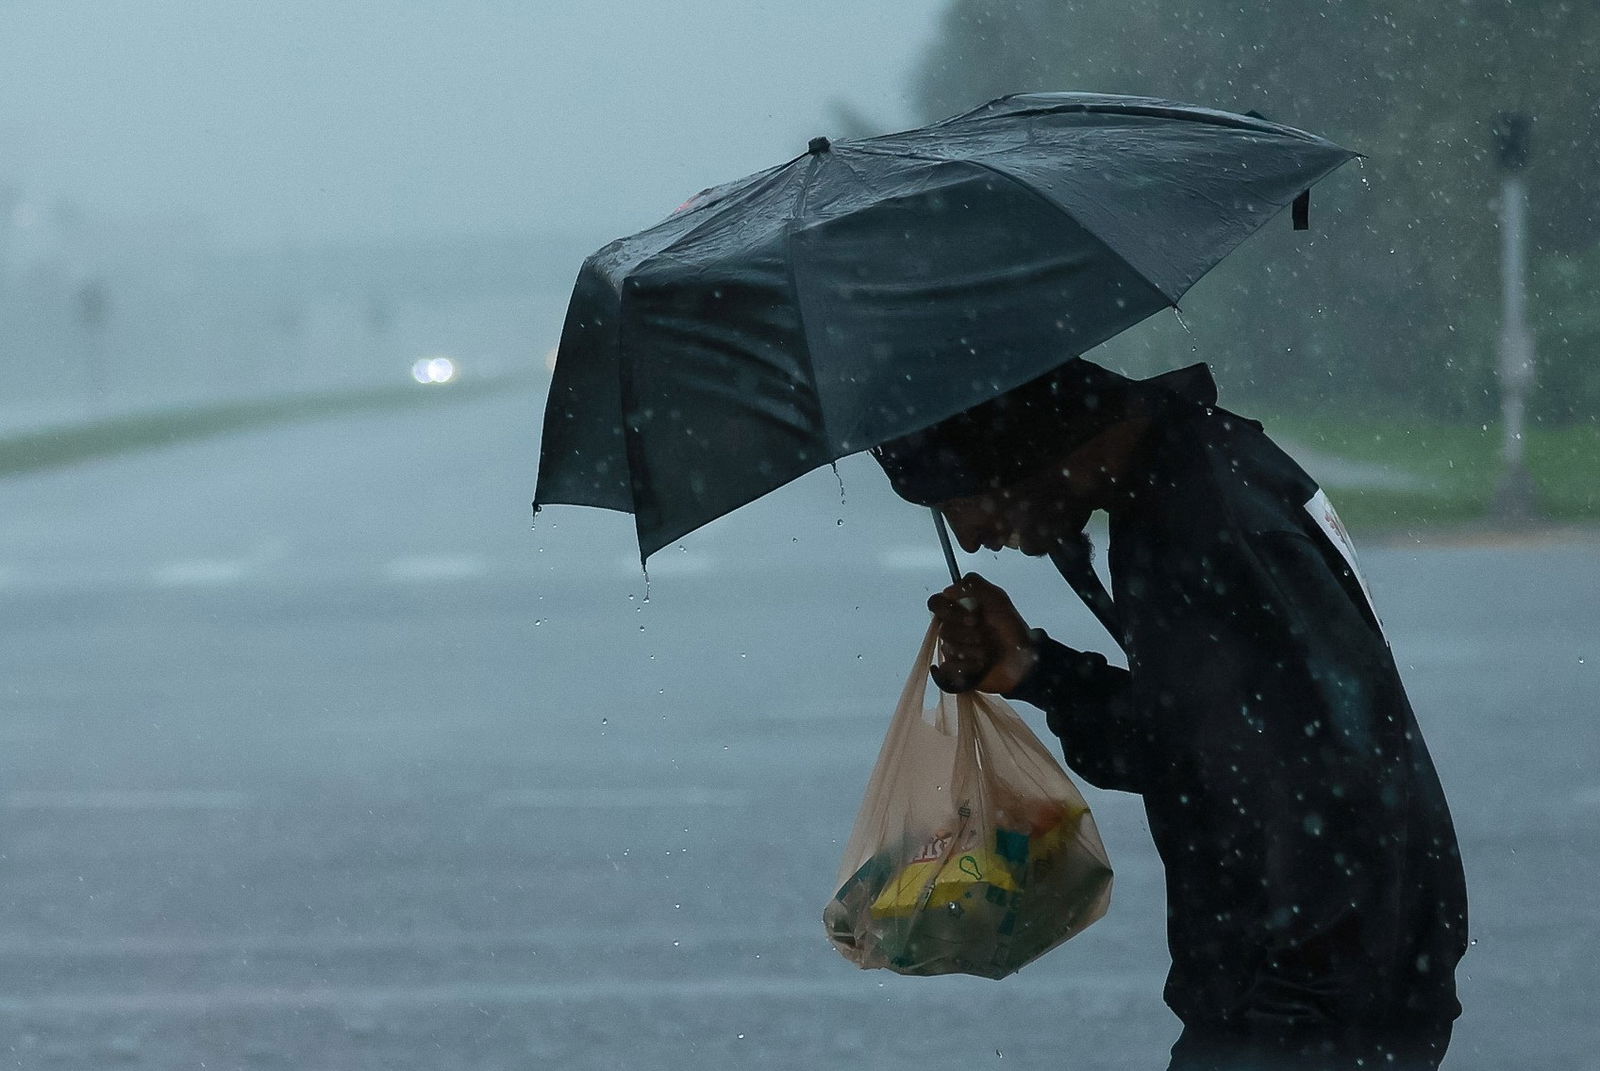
[1304,488,1387,642]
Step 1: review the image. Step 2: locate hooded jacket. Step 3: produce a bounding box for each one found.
[1006,375,1468,1062]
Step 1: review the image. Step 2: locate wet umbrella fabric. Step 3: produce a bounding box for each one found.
[534,93,1356,559]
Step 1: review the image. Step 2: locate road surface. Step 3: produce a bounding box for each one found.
[0,388,1595,1068]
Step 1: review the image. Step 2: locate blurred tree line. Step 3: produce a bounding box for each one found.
[911,0,1598,423]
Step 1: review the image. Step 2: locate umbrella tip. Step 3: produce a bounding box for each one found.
[808,136,831,155]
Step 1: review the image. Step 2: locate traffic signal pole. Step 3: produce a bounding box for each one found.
[1492,111,1538,521]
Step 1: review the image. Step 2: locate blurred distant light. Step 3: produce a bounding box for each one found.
[544,346,559,373]
[412,356,457,385]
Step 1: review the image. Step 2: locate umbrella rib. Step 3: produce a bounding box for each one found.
[829,151,880,200]
[781,205,835,459]
[614,163,818,539]
[848,142,961,167]
[626,162,806,281]
[928,93,1334,143]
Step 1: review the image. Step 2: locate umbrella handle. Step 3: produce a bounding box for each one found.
[931,508,962,587]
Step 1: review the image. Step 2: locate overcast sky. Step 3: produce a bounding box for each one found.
[1,1,947,249]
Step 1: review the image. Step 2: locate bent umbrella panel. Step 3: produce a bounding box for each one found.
[534,93,1359,560]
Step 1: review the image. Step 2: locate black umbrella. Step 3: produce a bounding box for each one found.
[534,93,1356,562]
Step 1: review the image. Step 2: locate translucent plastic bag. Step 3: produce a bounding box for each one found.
[825,619,1113,979]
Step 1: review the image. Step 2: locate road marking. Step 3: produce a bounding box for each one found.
[4,790,251,812]
[383,554,487,582]
[489,786,750,809]
[315,716,487,735]
[151,558,250,586]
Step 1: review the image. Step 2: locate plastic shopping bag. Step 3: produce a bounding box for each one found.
[824,619,1113,979]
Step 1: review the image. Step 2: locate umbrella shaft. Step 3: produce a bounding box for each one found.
[932,509,961,586]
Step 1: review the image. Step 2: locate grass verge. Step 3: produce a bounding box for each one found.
[11,383,1589,540]
[0,376,526,479]
[1257,408,1600,534]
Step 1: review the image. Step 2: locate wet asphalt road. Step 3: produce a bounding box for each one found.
[0,388,1596,1069]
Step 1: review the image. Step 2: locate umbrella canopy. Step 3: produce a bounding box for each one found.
[535,92,1357,559]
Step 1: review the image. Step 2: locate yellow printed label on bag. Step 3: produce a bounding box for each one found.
[870,846,1021,919]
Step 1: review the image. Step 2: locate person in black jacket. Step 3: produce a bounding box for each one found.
[872,359,1468,1071]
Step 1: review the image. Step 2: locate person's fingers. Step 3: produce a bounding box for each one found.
[938,630,985,657]
[929,659,975,694]
[940,652,989,680]
[924,573,1033,695]
[928,593,981,630]
[935,604,981,629]
[933,582,980,606]
[937,630,987,667]
[937,624,996,687]
[954,573,1029,634]
[959,573,1010,607]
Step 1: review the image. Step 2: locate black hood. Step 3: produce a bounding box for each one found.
[871,360,1218,505]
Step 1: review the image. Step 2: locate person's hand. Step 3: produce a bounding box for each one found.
[926,573,1038,694]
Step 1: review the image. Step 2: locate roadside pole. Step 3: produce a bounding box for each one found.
[1491,111,1538,522]
[76,277,110,414]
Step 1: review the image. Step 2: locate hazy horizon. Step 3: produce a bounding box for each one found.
[1,1,946,252]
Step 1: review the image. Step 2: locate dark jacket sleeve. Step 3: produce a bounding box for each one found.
[1004,633,1147,795]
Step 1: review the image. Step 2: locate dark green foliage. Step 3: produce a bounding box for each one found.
[1532,244,1600,424]
[912,0,1599,423]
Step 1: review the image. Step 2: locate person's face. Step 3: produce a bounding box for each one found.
[934,414,1149,556]
[937,465,1096,557]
